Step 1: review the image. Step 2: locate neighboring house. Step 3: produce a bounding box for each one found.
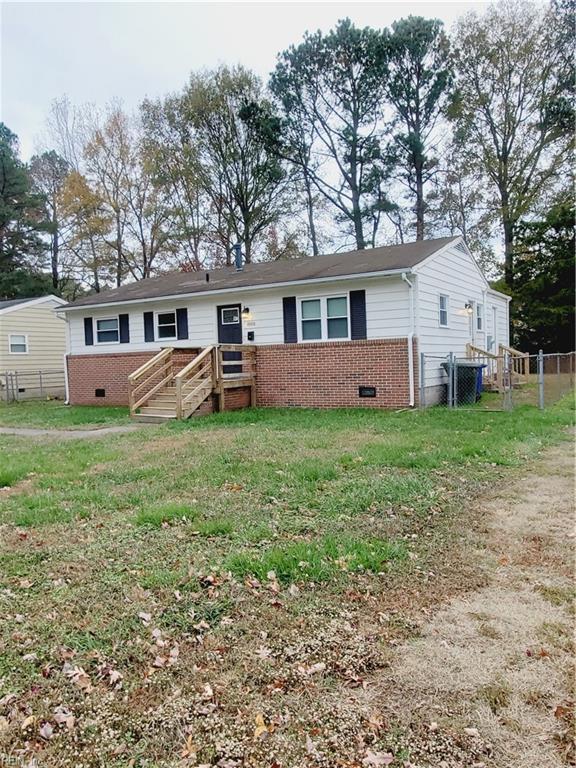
[0,295,68,401]
[60,236,511,416]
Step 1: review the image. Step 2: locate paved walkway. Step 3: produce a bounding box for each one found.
[0,424,144,440]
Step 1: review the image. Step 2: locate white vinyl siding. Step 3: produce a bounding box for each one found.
[66,276,411,355]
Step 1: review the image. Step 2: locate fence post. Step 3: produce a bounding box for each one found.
[538,349,545,410]
[39,370,44,399]
[503,350,513,411]
[419,352,426,409]
[447,352,454,408]
[453,356,459,408]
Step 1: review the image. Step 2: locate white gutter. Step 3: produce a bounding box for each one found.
[60,268,414,313]
[401,272,415,407]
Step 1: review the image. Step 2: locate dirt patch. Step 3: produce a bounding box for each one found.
[366,436,575,767]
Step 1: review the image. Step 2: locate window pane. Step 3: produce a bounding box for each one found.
[221,308,239,324]
[158,312,175,325]
[11,335,26,345]
[158,324,176,338]
[97,330,119,343]
[327,297,347,318]
[301,299,320,320]
[10,334,27,353]
[439,310,448,326]
[97,319,118,331]
[327,317,348,338]
[302,319,322,340]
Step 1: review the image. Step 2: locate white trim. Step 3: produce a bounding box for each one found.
[486,287,512,302]
[412,236,490,290]
[0,295,66,316]
[220,306,240,325]
[8,333,29,354]
[296,292,350,343]
[95,316,120,345]
[155,309,177,341]
[438,294,450,327]
[59,269,414,313]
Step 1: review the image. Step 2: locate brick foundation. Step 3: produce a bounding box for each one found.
[67,349,200,406]
[67,339,417,412]
[255,338,418,409]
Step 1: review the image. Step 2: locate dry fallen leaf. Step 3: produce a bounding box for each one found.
[253,712,268,740]
[362,751,394,766]
[39,722,54,740]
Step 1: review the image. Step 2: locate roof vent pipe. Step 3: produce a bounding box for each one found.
[233,243,243,271]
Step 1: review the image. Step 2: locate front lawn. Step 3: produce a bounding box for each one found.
[0,400,130,428]
[0,401,573,766]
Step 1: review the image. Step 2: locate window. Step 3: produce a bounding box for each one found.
[439,295,449,327]
[476,302,483,331]
[300,295,349,341]
[9,334,28,354]
[326,296,349,339]
[156,311,177,339]
[96,318,119,344]
[221,307,240,325]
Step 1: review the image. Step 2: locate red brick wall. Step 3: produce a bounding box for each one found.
[67,340,417,411]
[67,349,200,406]
[67,350,254,411]
[255,339,417,409]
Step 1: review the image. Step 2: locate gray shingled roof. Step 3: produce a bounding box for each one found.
[63,236,457,310]
[0,297,42,311]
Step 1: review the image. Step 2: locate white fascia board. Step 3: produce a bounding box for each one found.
[486,287,512,302]
[0,294,67,316]
[59,268,412,313]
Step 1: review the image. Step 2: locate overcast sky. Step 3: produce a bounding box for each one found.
[2,0,489,160]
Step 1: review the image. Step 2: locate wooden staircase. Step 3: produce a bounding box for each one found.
[466,343,529,393]
[128,344,256,422]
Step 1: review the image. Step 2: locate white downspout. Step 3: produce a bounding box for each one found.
[401,272,415,407]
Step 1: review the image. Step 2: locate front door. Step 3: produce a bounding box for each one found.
[217,304,243,373]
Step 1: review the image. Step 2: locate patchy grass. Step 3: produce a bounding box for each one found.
[0,400,130,428]
[0,398,573,766]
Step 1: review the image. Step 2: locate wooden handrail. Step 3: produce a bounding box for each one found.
[133,370,173,411]
[131,359,173,398]
[128,347,172,382]
[466,343,499,360]
[174,345,215,380]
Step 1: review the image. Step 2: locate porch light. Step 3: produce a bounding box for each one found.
[241,306,251,316]
[464,302,474,315]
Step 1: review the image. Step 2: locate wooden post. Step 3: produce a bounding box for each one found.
[175,376,183,420]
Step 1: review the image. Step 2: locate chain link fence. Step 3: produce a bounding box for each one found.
[1,370,66,402]
[419,351,575,411]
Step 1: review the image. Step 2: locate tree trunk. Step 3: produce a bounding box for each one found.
[304,171,319,257]
[415,162,425,241]
[51,220,59,290]
[115,212,123,287]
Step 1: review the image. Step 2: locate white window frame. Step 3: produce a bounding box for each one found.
[476,302,483,331]
[220,307,240,326]
[155,310,177,341]
[438,294,449,328]
[95,317,120,345]
[297,293,351,343]
[9,333,28,354]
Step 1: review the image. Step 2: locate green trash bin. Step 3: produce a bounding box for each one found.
[441,360,484,405]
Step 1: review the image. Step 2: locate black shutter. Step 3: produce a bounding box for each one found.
[119,314,130,343]
[176,308,188,340]
[84,317,94,346]
[350,290,367,340]
[282,296,297,343]
[144,311,154,342]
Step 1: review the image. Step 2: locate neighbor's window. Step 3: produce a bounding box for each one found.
[439,295,449,327]
[300,295,349,341]
[9,334,28,354]
[221,307,240,325]
[476,302,483,331]
[156,311,177,339]
[96,318,119,344]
